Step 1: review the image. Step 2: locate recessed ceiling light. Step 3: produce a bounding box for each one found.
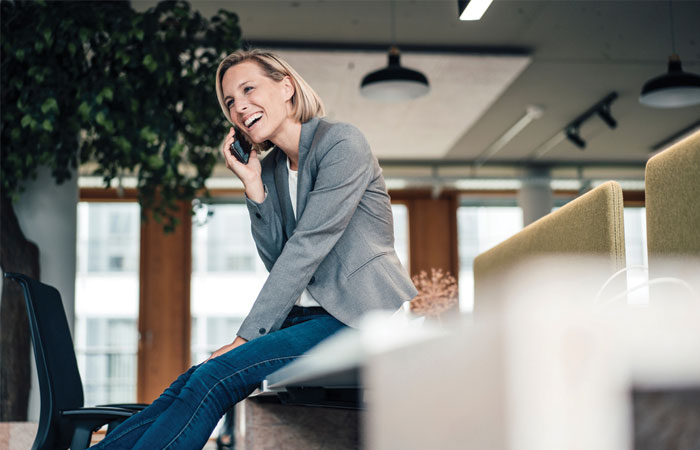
[458,0,494,21]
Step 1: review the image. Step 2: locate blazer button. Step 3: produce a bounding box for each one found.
[309,276,315,285]
[258,327,266,335]
[255,213,262,219]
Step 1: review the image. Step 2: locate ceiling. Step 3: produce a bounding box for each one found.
[131,0,700,174]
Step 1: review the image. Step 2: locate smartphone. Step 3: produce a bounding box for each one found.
[230,127,252,164]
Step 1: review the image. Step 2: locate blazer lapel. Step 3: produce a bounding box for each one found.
[274,150,296,241]
[296,117,321,219]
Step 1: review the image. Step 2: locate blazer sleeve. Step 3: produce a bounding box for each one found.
[237,124,373,341]
[246,186,284,272]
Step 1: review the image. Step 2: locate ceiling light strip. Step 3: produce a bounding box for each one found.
[474,105,544,167]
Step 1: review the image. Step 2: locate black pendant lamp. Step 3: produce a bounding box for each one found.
[639,1,700,108]
[640,54,700,108]
[359,1,429,101]
[360,46,430,101]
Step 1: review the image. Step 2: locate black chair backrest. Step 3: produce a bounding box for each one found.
[5,273,85,450]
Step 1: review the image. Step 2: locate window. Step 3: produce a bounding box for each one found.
[457,206,524,312]
[624,207,648,304]
[391,204,410,272]
[85,204,139,273]
[75,202,140,405]
[191,203,267,364]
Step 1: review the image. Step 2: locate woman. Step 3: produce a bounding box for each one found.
[91,49,416,449]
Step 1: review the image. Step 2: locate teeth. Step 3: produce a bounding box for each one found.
[244,112,263,127]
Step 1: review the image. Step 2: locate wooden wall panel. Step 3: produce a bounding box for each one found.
[390,190,459,279]
[137,203,192,403]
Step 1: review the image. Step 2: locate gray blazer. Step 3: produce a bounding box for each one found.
[237,117,417,341]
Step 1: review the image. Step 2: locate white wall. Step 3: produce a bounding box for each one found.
[13,166,78,422]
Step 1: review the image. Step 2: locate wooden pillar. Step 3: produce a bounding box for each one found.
[137,203,192,403]
[390,190,460,279]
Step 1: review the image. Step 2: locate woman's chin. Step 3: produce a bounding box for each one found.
[245,129,264,144]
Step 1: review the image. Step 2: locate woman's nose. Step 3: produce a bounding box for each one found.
[235,100,249,114]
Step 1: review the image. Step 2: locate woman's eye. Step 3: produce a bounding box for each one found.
[226,100,234,109]
[244,86,253,93]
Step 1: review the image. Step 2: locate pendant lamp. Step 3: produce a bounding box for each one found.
[639,1,700,108]
[639,54,700,108]
[359,1,429,101]
[360,46,430,101]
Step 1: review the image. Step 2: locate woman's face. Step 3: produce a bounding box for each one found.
[221,61,294,144]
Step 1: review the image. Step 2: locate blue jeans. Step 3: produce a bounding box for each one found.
[90,306,347,450]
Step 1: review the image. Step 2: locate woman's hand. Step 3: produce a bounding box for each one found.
[206,335,248,363]
[220,127,265,202]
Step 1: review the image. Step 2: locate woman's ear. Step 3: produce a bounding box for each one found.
[281,76,295,102]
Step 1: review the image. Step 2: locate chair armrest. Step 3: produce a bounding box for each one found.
[61,407,137,450]
[62,406,135,420]
[98,402,149,411]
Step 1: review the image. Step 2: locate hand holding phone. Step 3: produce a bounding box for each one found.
[230,127,252,164]
[221,127,264,202]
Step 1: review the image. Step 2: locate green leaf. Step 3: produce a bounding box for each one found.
[142,54,158,72]
[68,43,77,56]
[140,126,158,142]
[34,41,44,52]
[21,115,32,128]
[171,142,184,159]
[16,49,25,61]
[135,29,144,41]
[104,119,115,134]
[41,98,58,114]
[114,136,132,152]
[42,119,53,132]
[96,111,106,125]
[101,87,114,101]
[43,29,52,43]
[116,50,130,65]
[148,155,164,169]
[78,102,91,120]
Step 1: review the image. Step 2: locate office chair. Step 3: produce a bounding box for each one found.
[4,272,147,450]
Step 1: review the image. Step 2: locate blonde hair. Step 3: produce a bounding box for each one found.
[215,49,325,152]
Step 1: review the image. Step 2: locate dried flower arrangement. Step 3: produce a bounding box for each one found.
[410,268,459,323]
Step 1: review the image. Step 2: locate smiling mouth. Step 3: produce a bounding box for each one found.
[244,112,263,130]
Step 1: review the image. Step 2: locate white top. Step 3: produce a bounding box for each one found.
[288,158,321,307]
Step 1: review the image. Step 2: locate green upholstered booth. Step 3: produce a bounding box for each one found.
[473,181,626,315]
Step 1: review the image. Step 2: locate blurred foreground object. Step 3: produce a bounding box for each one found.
[365,256,700,450]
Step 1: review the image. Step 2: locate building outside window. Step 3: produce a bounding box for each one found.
[457,205,524,312]
[190,203,268,365]
[75,202,140,405]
